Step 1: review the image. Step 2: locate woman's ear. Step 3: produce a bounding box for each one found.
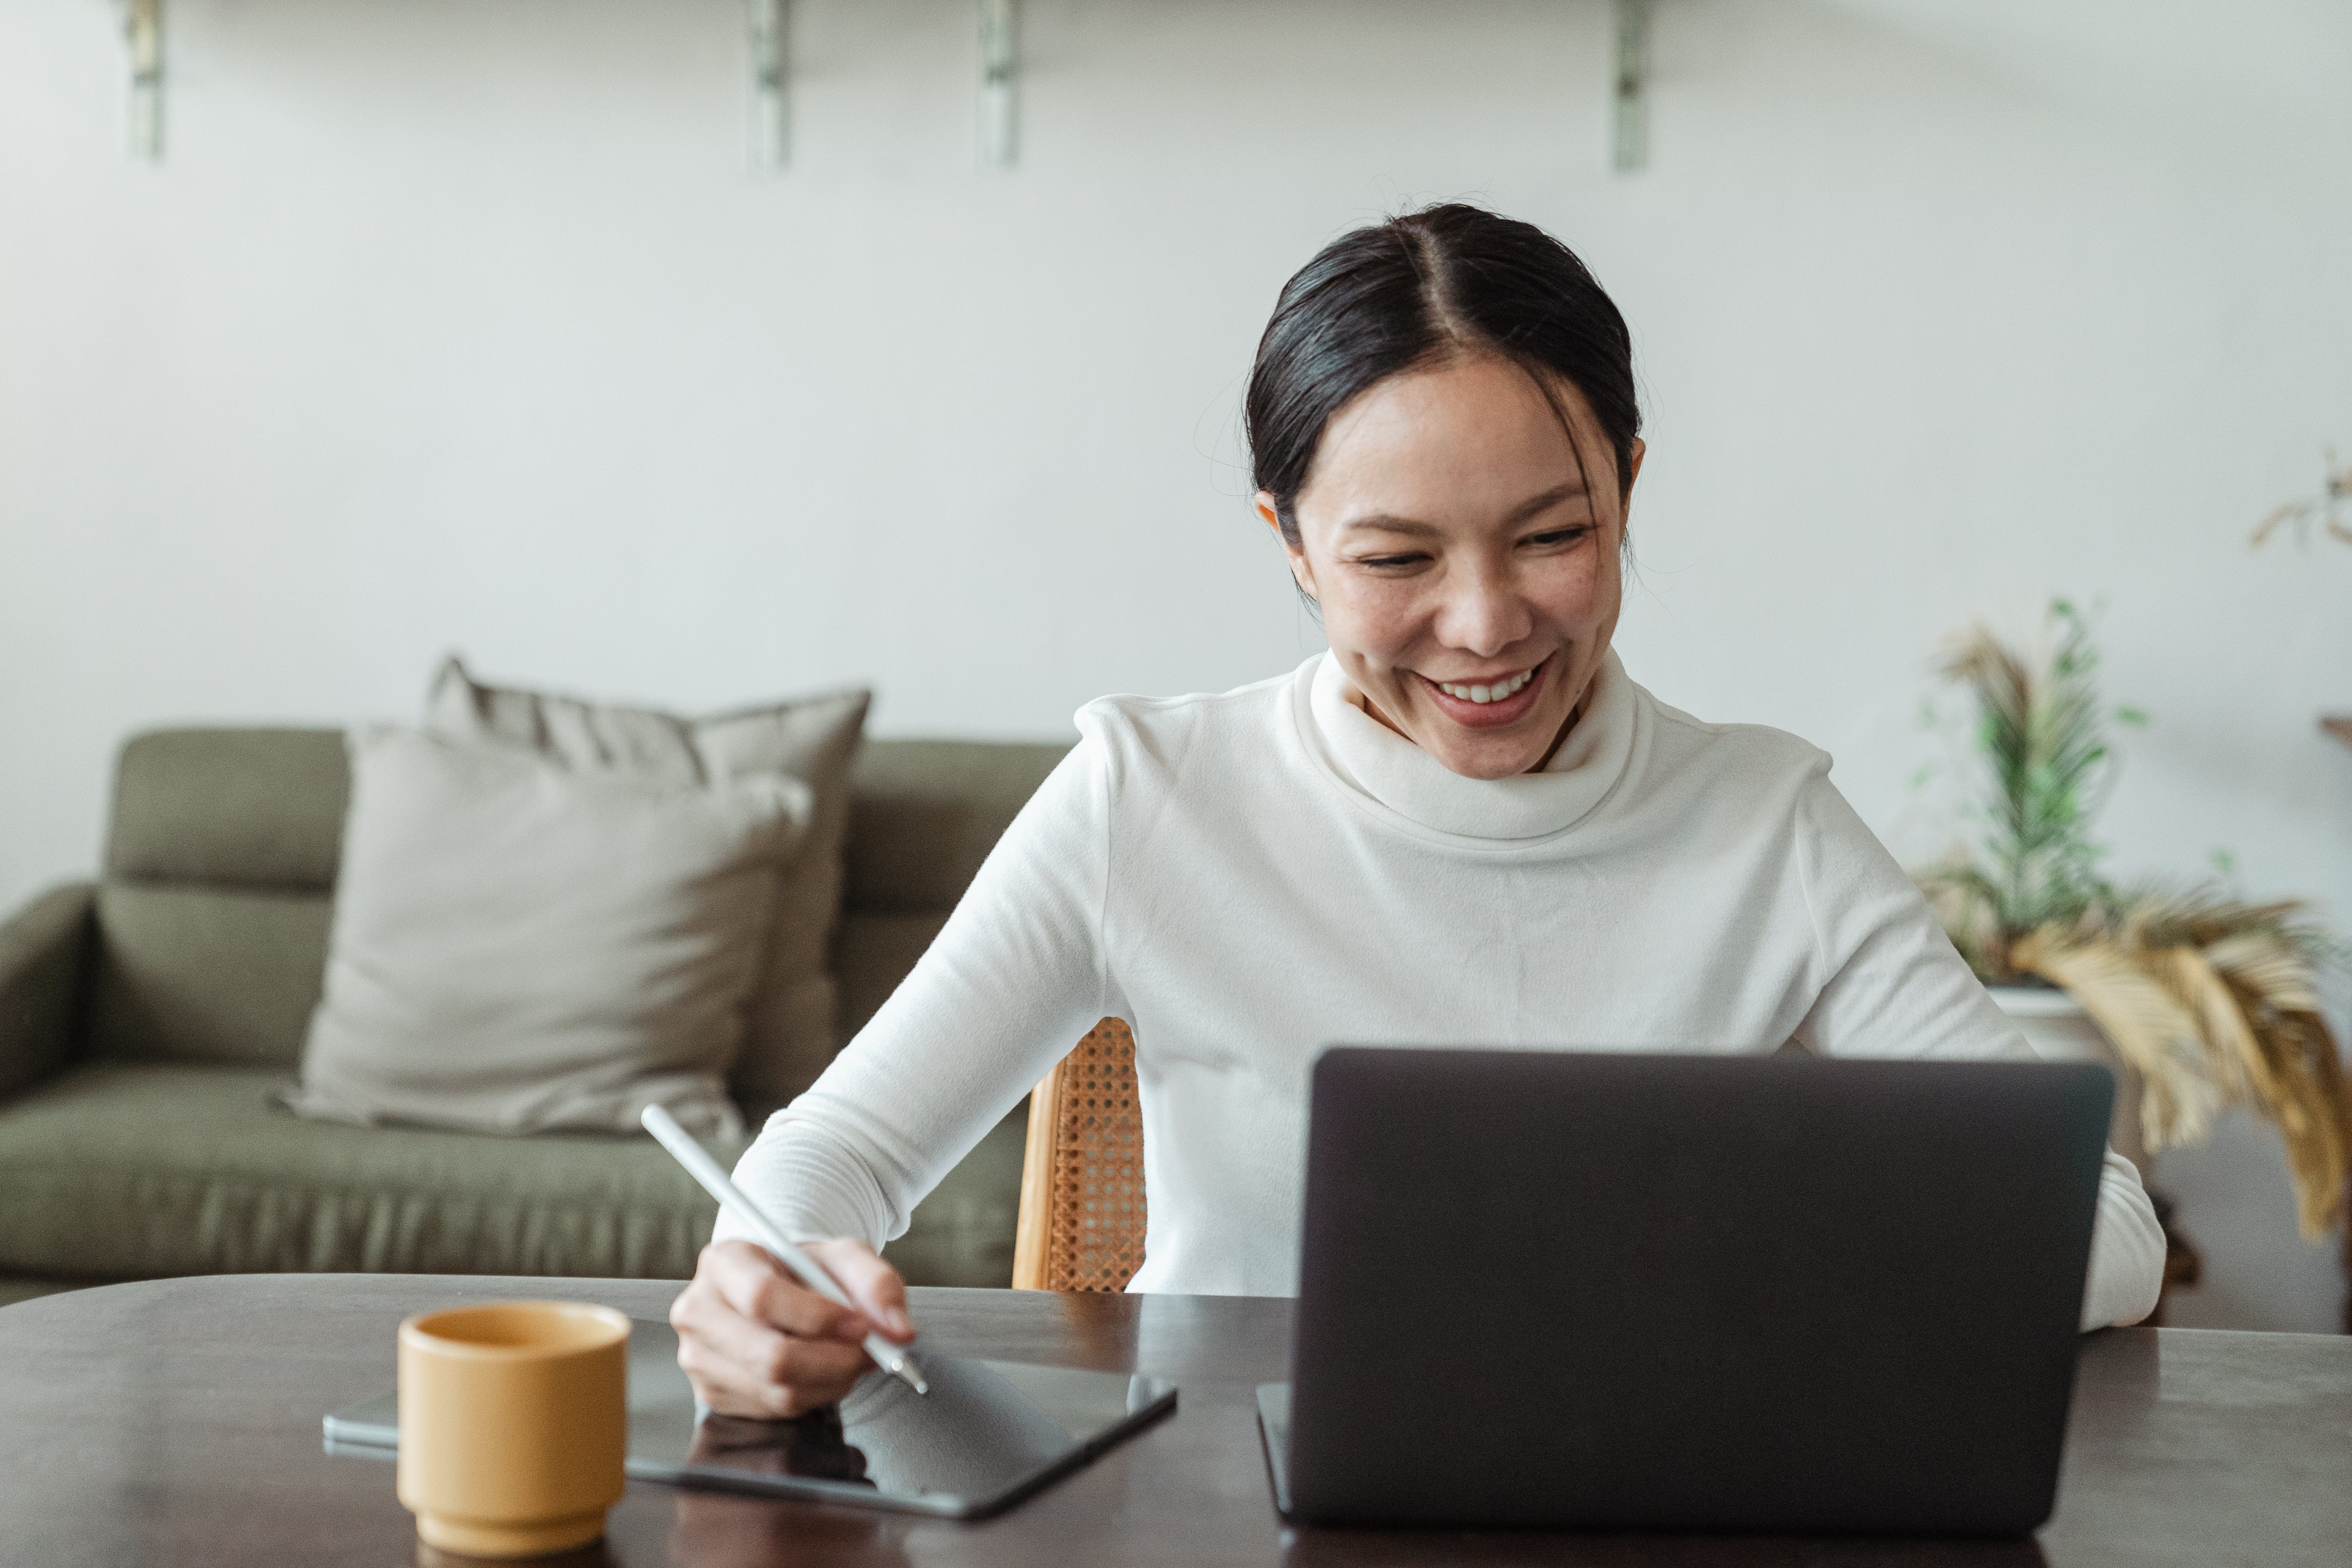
[1615,438,1647,553]
[1258,492,1319,601]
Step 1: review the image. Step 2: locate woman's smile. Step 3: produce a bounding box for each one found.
[1415,654,1551,730]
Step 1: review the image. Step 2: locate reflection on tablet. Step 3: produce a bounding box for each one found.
[687,1409,876,1487]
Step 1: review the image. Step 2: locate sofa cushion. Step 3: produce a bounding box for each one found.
[0,1064,1028,1287]
[89,883,333,1067]
[282,727,805,1138]
[0,884,94,1101]
[90,729,350,1068]
[843,741,1071,915]
[0,1064,744,1280]
[428,660,870,1116]
[106,728,350,887]
[834,912,950,1049]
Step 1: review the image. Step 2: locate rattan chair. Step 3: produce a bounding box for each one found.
[1010,1018,1147,1291]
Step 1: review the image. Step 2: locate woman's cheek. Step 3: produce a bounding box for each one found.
[1335,577,1425,660]
[1535,557,1603,627]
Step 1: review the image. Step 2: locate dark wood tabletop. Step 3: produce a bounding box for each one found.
[1,1275,2346,1567]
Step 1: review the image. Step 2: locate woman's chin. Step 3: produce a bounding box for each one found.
[1418,720,1561,780]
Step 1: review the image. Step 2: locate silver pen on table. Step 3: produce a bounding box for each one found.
[640,1104,929,1396]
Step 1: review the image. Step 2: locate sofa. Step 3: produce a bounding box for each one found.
[0,727,1070,1305]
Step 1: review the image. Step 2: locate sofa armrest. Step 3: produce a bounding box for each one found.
[0,883,95,1102]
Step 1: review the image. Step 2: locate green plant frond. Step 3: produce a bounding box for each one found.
[1934,606,2120,937]
[1914,860,1999,901]
[2011,927,2222,1149]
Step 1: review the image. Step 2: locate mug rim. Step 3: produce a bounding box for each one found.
[399,1300,632,1360]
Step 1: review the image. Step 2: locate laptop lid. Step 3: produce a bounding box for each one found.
[1277,1049,2112,1535]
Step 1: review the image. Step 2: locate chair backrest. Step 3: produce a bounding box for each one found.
[1012,1018,1147,1291]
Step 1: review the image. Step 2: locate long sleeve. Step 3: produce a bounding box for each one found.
[1789,772,2167,1331]
[718,727,1117,1251]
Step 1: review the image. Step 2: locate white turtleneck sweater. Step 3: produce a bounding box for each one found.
[724,652,2165,1330]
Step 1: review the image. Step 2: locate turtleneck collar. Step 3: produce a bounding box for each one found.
[1295,647,1640,843]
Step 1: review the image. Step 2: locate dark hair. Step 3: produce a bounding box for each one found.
[1244,203,1640,548]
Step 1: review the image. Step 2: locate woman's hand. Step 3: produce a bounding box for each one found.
[670,1237,915,1417]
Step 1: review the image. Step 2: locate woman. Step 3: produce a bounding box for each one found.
[674,205,2166,1416]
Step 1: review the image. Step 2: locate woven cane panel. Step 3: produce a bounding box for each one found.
[1046,1019,1147,1292]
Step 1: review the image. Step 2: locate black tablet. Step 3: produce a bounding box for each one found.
[324,1318,1176,1519]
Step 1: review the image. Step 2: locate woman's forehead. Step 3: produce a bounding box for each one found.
[1299,356,1611,529]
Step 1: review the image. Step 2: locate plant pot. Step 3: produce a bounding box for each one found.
[1987,985,2150,1180]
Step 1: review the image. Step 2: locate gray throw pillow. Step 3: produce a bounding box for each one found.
[424,658,870,1114]
[280,726,809,1137]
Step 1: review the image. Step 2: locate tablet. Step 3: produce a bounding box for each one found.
[324,1318,1177,1519]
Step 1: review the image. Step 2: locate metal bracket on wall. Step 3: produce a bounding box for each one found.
[979,0,1016,167]
[1612,0,1650,174]
[747,0,789,171]
[124,0,163,159]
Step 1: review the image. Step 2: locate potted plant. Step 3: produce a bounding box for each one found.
[1913,600,2351,1242]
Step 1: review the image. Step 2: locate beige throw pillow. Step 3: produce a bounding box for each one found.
[425,659,870,1114]
[281,726,809,1137]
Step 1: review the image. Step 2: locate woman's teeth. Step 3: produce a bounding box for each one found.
[1435,669,1533,705]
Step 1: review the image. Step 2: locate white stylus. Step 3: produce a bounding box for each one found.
[640,1104,928,1396]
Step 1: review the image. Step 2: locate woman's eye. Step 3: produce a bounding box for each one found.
[1355,553,1429,570]
[1522,526,1592,549]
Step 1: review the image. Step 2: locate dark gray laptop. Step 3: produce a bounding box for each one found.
[1258,1048,2113,1536]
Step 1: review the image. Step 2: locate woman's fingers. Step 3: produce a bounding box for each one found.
[705,1238,870,1341]
[677,1314,868,1416]
[671,1240,878,1417]
[808,1238,915,1342]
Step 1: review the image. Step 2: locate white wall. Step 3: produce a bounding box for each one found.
[3,0,2347,1328]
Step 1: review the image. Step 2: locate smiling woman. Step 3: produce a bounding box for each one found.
[1247,207,1644,780]
[668,204,2169,1420]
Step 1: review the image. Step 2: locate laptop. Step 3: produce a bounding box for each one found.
[1257,1048,2113,1537]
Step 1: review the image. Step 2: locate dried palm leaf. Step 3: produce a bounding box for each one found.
[2012,926,2223,1149]
[2200,930,2324,1020]
[2019,908,2349,1238]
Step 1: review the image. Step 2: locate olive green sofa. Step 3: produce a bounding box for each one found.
[0,728,1069,1304]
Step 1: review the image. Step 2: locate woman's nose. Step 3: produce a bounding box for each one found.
[1435,570,1533,659]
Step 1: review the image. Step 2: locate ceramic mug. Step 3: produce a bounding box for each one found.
[396,1300,631,1557]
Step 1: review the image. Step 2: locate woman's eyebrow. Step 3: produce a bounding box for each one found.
[1340,482,1587,537]
[1506,482,1585,524]
[1340,514,1442,537]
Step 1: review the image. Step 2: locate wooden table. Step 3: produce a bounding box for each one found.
[2,1275,2347,1566]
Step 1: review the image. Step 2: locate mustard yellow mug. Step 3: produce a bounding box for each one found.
[396,1301,631,1557]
